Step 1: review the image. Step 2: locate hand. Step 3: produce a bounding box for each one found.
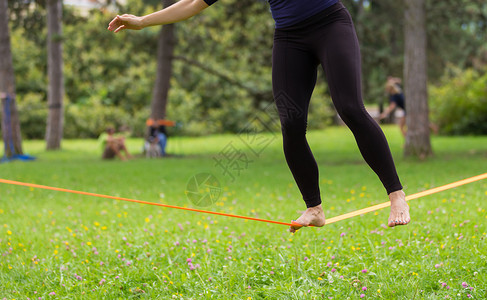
[107,14,144,33]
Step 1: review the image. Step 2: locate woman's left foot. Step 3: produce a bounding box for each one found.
[290,204,326,233]
[388,190,410,227]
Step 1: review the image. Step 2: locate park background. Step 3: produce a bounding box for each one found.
[1,0,487,299]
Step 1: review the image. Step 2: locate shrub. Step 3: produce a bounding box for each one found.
[429,69,487,135]
[13,94,144,139]
[17,93,48,140]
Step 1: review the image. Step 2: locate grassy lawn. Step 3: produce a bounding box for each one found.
[1,125,486,299]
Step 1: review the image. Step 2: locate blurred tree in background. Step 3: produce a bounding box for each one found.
[3,0,487,139]
[45,0,64,150]
[149,0,175,125]
[1,0,24,157]
[403,0,432,158]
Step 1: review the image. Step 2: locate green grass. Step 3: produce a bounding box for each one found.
[1,126,486,299]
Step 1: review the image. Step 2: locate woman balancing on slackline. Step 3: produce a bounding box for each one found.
[108,0,411,232]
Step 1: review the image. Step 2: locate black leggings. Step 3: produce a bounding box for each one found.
[272,2,402,208]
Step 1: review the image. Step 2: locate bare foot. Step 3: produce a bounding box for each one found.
[289,204,326,233]
[388,190,410,227]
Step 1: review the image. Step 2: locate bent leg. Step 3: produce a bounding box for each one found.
[157,133,167,156]
[316,9,409,226]
[318,11,402,194]
[398,116,407,137]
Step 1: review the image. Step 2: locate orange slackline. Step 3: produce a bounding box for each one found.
[325,172,487,225]
[0,178,292,226]
[0,172,486,227]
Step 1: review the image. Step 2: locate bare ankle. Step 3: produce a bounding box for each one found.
[389,190,405,200]
[308,204,322,210]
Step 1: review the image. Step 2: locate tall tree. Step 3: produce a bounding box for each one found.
[150,0,176,122]
[0,0,24,157]
[404,0,432,158]
[45,0,64,150]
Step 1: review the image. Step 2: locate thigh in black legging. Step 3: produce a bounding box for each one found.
[272,34,322,207]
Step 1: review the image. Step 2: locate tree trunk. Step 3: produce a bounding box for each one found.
[0,0,23,157]
[403,0,432,158]
[150,0,176,121]
[46,0,64,150]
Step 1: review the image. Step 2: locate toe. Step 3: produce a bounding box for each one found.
[396,216,410,226]
[290,220,304,232]
[291,220,304,227]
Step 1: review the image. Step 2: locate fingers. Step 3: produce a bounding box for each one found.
[108,14,141,33]
[114,25,126,33]
[108,15,128,33]
[107,16,120,32]
[108,15,119,26]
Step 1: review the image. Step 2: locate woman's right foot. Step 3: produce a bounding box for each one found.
[388,190,410,227]
[289,204,326,233]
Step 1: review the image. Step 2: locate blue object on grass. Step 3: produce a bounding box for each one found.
[1,94,36,163]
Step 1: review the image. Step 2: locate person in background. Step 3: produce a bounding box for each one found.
[379,76,406,136]
[99,127,132,160]
[155,123,168,157]
[379,76,438,136]
[146,119,170,157]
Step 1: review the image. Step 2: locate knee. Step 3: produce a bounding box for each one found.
[335,103,368,126]
[280,117,307,139]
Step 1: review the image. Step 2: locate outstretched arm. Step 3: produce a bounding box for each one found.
[108,0,210,33]
[379,102,397,120]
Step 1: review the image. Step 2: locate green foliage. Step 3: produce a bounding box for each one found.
[7,0,487,139]
[342,0,487,103]
[430,69,487,135]
[64,103,132,139]
[17,93,47,139]
[16,94,149,139]
[3,0,337,139]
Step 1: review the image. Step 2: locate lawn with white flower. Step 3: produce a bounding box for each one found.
[1,126,486,299]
